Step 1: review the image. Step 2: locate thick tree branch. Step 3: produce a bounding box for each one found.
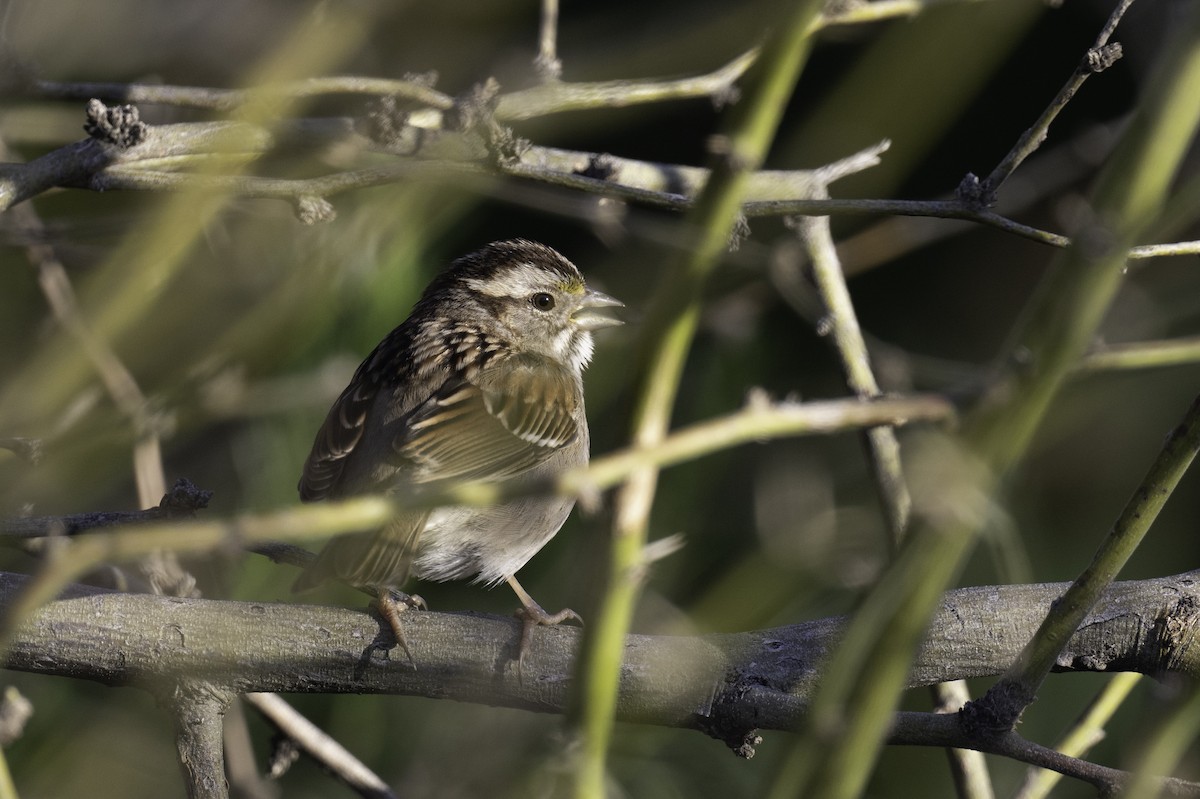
[5,570,1197,742]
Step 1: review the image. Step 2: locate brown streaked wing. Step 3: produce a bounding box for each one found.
[298,379,378,501]
[292,510,428,592]
[397,356,580,483]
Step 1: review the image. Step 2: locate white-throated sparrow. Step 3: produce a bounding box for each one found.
[294,239,622,663]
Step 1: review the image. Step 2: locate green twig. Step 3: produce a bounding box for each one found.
[498,48,757,120]
[1077,336,1200,373]
[1014,672,1141,799]
[969,394,1200,730]
[1122,682,1200,798]
[0,497,396,656]
[570,3,826,797]
[773,6,1200,797]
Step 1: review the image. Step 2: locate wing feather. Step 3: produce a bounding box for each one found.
[295,345,582,593]
[397,354,580,483]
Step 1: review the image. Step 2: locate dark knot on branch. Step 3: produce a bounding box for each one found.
[84,99,148,148]
[446,78,530,166]
[1087,43,1123,73]
[158,478,214,517]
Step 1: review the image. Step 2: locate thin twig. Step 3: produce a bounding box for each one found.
[1122,682,1200,798]
[1013,672,1141,799]
[0,135,202,598]
[534,0,562,82]
[26,76,455,112]
[1077,335,1200,373]
[245,693,396,799]
[888,713,1199,797]
[582,4,828,797]
[19,51,755,123]
[791,213,911,545]
[496,48,756,120]
[978,0,1135,200]
[930,682,995,799]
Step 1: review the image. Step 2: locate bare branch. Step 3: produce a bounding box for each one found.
[0,478,211,539]
[977,0,1135,200]
[245,693,396,799]
[497,48,756,120]
[25,76,454,113]
[4,570,1198,773]
[163,680,235,799]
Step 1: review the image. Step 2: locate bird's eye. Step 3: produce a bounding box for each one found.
[530,292,556,311]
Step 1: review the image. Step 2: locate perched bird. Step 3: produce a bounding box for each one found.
[294,239,623,663]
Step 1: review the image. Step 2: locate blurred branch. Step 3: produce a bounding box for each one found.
[966,392,1200,734]
[783,7,1200,797]
[1122,682,1200,798]
[13,48,755,123]
[0,687,30,799]
[0,394,951,543]
[0,393,953,656]
[0,478,211,539]
[244,693,396,799]
[791,214,911,545]
[573,392,954,495]
[1077,335,1200,373]
[576,6,841,790]
[3,570,1198,791]
[534,0,562,81]
[1013,672,1141,799]
[0,439,40,466]
[4,135,167,507]
[1,142,202,600]
[22,76,454,113]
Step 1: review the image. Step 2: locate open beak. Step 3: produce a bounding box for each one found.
[572,289,624,331]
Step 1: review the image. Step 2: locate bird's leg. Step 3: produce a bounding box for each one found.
[372,587,427,667]
[505,575,582,672]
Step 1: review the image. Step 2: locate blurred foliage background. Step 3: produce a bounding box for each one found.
[1,0,1199,796]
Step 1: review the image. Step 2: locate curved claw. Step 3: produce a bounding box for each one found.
[374,588,428,668]
[505,575,583,677]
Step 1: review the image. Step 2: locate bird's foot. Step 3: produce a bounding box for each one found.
[506,575,582,677]
[372,588,427,668]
